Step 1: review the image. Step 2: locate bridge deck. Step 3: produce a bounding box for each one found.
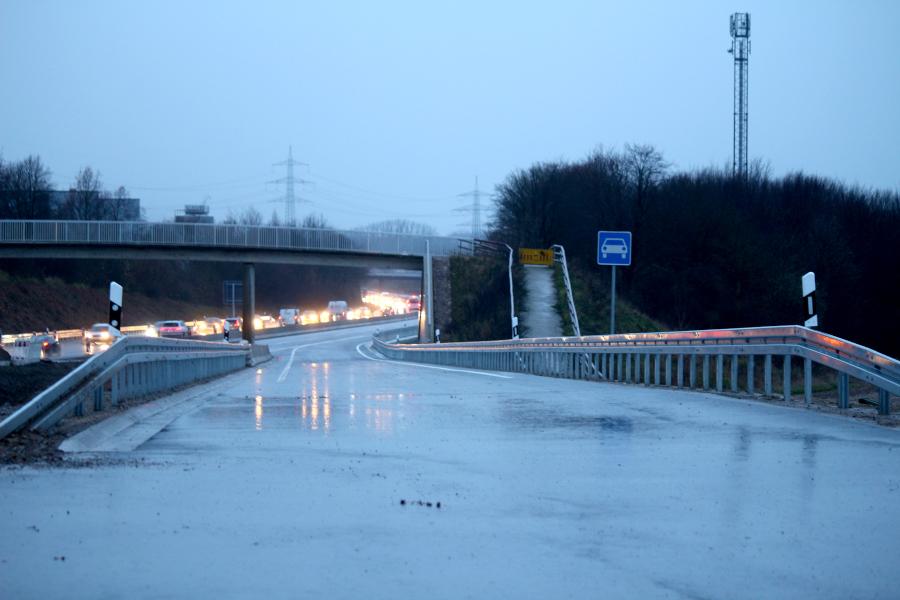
[2,320,899,598]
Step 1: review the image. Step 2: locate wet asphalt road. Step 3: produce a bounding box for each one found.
[2,320,900,598]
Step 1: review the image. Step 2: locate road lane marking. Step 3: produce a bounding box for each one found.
[355,342,513,379]
[276,334,372,382]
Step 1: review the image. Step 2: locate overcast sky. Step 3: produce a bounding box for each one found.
[2,1,898,234]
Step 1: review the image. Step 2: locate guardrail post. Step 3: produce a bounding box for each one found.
[110,371,120,406]
[838,373,849,409]
[689,355,697,389]
[731,355,739,393]
[804,358,813,406]
[625,353,632,383]
[764,355,773,396]
[747,355,755,395]
[783,356,792,402]
[716,355,724,392]
[654,354,661,385]
[665,354,672,386]
[702,356,710,390]
[677,354,684,387]
[879,390,891,416]
[617,353,624,381]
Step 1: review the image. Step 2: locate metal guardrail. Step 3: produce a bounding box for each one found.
[0,220,469,258]
[372,325,900,415]
[0,336,252,440]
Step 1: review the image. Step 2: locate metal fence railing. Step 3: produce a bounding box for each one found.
[0,220,469,257]
[373,325,900,415]
[0,336,254,440]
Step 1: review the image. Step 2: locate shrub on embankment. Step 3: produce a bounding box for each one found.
[443,255,526,342]
[491,146,900,356]
[553,262,664,337]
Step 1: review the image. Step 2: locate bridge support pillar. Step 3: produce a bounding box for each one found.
[418,242,434,343]
[242,262,255,344]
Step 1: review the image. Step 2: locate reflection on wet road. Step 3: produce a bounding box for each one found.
[3,319,900,599]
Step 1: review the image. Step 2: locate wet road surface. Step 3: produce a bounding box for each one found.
[2,320,900,598]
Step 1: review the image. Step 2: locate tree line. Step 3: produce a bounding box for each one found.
[0,155,134,221]
[490,145,900,356]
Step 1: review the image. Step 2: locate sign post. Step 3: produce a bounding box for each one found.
[223,280,243,318]
[597,231,632,334]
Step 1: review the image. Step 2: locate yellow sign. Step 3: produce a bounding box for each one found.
[518,248,553,266]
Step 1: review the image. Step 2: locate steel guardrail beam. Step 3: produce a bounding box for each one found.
[371,324,900,413]
[0,336,250,440]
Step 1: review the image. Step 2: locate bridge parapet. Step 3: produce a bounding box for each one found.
[0,220,467,257]
[373,325,900,415]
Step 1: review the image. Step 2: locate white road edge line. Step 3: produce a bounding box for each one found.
[276,334,372,382]
[355,342,513,379]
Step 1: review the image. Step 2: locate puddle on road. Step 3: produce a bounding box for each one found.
[232,393,398,434]
[500,399,634,435]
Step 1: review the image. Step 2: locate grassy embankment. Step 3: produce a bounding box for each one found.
[552,262,663,337]
[0,271,224,334]
[443,255,526,343]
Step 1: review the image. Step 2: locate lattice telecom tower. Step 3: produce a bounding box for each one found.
[729,12,750,177]
[272,146,308,226]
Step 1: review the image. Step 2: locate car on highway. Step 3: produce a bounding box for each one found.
[253,314,278,331]
[327,300,349,322]
[33,332,61,358]
[300,310,320,326]
[223,317,242,341]
[83,323,123,353]
[154,320,191,338]
[192,317,224,335]
[279,308,300,326]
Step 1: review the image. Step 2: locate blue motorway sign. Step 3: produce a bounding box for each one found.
[597,231,632,266]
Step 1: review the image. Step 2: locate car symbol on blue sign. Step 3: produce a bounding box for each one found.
[597,231,632,266]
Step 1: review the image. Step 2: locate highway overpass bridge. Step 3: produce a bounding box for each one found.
[0,220,469,342]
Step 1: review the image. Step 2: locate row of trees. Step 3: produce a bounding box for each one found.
[223,206,439,237]
[0,155,133,220]
[490,145,900,356]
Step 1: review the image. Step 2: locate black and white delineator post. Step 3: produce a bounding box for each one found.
[109,281,123,331]
[802,272,817,328]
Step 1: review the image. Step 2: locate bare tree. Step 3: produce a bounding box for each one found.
[269,210,282,227]
[238,206,263,226]
[299,213,330,229]
[106,185,130,221]
[223,210,238,225]
[0,155,53,219]
[360,218,437,236]
[61,166,107,220]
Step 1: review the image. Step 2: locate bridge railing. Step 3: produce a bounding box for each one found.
[372,325,900,415]
[0,336,254,440]
[0,220,469,257]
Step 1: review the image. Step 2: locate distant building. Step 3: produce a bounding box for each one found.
[174,204,214,224]
[49,190,141,221]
